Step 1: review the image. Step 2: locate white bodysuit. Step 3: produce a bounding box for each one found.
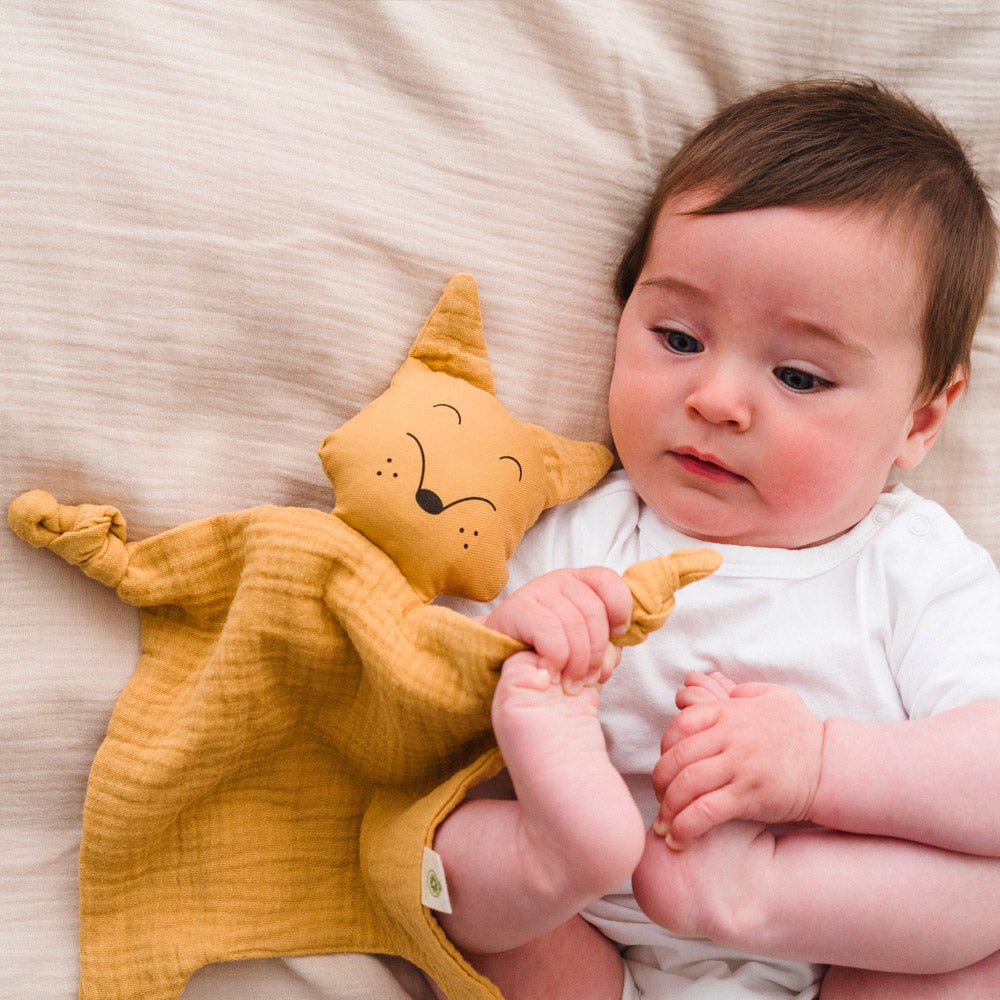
[471,471,1000,998]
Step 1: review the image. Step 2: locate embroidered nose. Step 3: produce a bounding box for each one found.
[416,488,444,515]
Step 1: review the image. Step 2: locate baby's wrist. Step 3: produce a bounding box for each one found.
[806,716,862,828]
[801,718,830,824]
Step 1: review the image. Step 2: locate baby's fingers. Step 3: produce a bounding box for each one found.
[546,571,624,688]
[593,642,622,686]
[675,671,737,709]
[729,680,773,700]
[572,565,635,639]
[537,596,596,686]
[655,784,742,848]
[660,702,723,756]
[652,724,728,803]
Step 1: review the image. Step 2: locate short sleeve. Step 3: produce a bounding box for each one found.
[894,547,1000,717]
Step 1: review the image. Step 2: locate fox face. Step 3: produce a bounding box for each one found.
[323,361,558,601]
[320,275,612,602]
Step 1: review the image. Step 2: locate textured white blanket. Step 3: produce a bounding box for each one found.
[3,2,998,997]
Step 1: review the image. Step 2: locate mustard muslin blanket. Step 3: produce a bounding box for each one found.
[8,275,721,1000]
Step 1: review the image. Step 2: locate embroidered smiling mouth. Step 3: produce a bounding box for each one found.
[407,433,497,514]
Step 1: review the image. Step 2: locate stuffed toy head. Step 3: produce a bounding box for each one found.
[320,273,613,601]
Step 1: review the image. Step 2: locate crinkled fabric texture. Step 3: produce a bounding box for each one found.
[3,2,998,998]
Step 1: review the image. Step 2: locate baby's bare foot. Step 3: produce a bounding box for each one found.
[632,819,775,947]
[491,651,645,903]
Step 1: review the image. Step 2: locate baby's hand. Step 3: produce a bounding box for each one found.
[484,567,633,694]
[673,670,737,708]
[652,674,824,847]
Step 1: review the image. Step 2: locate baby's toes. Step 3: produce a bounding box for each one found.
[497,650,553,697]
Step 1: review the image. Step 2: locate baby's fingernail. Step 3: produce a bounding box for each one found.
[612,622,630,636]
[653,819,684,850]
[562,677,583,695]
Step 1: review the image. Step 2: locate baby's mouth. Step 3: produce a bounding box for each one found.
[670,449,747,485]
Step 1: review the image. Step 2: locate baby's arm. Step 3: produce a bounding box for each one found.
[809,702,1000,853]
[655,674,1000,855]
[638,673,1000,972]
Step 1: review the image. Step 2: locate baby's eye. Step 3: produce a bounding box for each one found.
[656,328,704,354]
[774,367,833,393]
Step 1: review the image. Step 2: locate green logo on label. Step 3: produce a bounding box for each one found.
[427,871,442,898]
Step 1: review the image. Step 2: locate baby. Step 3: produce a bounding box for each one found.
[431,79,1000,1000]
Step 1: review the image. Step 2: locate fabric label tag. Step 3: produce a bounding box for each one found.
[421,846,453,913]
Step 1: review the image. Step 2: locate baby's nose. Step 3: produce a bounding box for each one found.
[684,367,752,430]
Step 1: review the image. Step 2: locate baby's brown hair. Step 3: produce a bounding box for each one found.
[615,79,997,400]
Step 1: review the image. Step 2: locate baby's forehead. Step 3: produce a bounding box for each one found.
[653,194,920,263]
[657,190,931,292]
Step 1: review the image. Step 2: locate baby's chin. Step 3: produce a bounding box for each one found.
[650,503,860,550]
[641,493,752,547]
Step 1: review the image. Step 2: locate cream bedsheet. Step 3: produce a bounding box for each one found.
[3,2,998,998]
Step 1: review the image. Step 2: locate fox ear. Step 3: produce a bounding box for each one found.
[407,274,495,394]
[525,424,614,509]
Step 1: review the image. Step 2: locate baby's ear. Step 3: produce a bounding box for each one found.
[525,424,613,508]
[895,373,966,470]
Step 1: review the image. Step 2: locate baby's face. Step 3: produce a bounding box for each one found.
[610,191,951,548]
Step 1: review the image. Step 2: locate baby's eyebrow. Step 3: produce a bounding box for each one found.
[637,275,708,300]
[786,317,876,360]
